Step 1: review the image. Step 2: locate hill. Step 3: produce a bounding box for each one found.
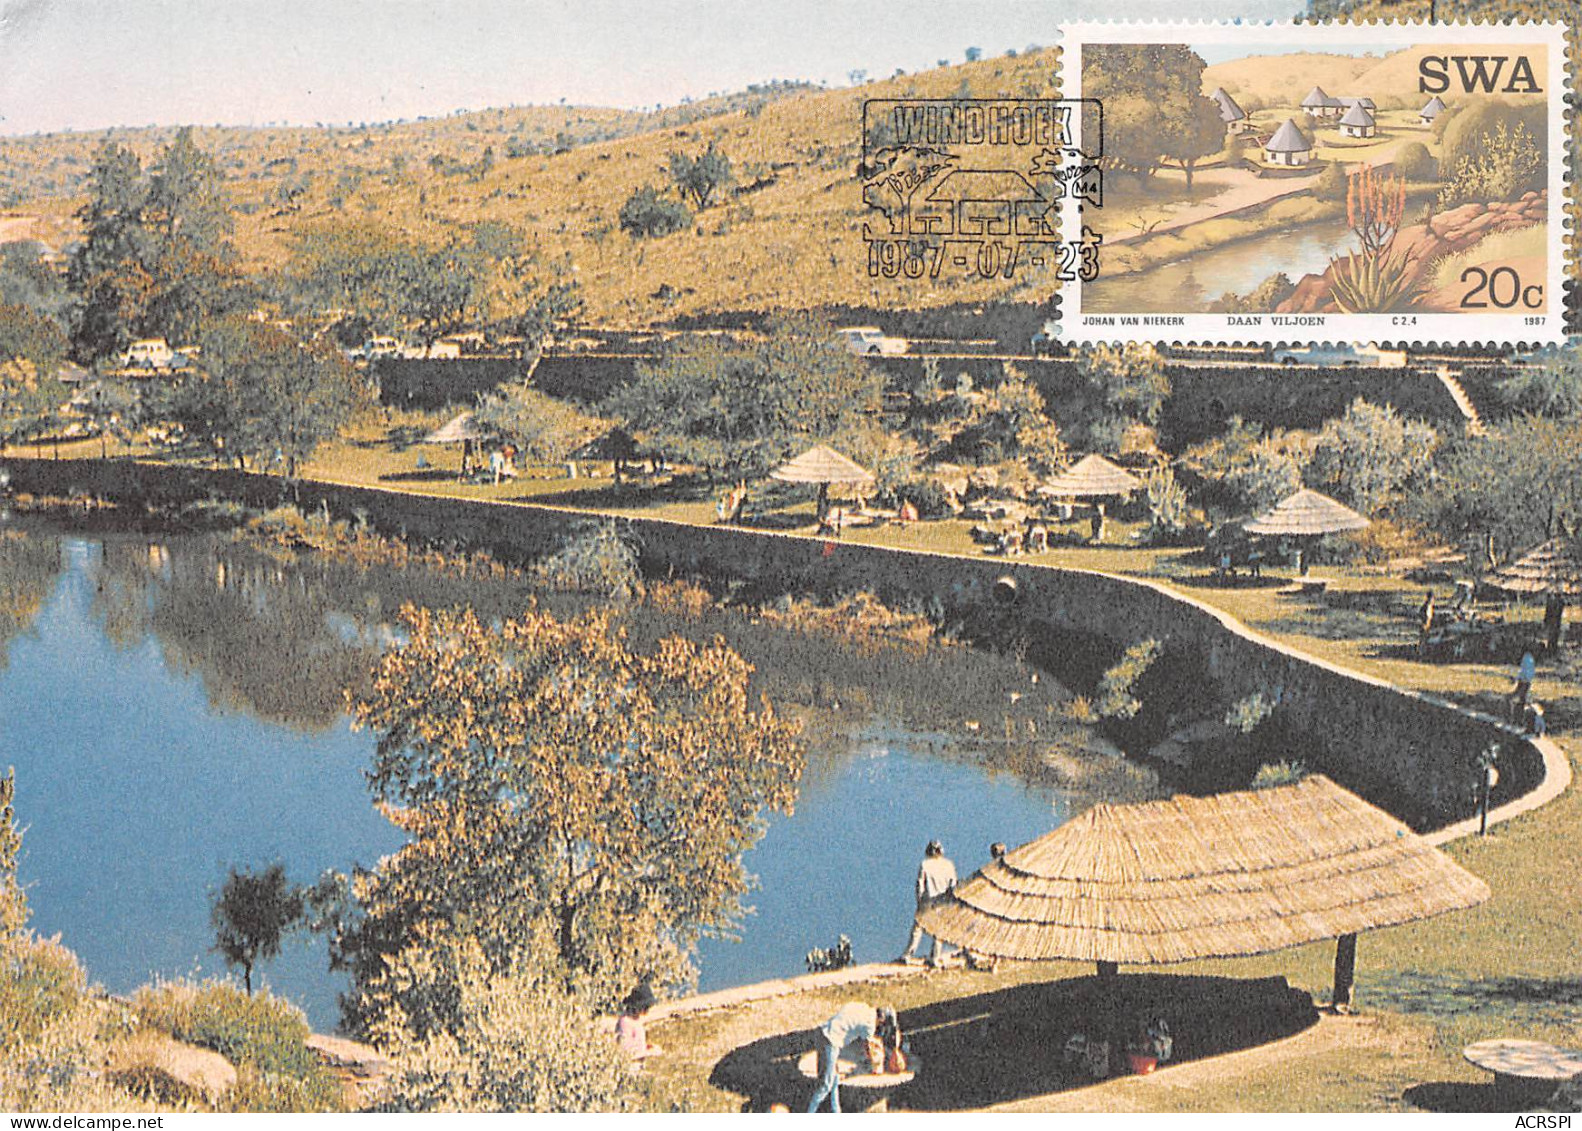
[0,51,1065,325]
[1204,42,1552,113]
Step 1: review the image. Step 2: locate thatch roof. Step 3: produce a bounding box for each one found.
[1265,119,1311,154]
[1036,454,1143,499]
[1420,95,1447,118]
[1244,488,1369,537]
[917,775,1489,964]
[1300,85,1334,108]
[1339,102,1376,128]
[1209,87,1245,123]
[769,444,875,486]
[422,411,489,444]
[1489,538,1582,597]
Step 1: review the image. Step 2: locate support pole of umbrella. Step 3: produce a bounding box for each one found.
[1332,933,1357,1012]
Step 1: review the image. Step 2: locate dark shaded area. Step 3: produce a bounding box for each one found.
[1403,1081,1510,1113]
[710,974,1318,1112]
[1370,971,1582,1031]
[1161,366,1482,449]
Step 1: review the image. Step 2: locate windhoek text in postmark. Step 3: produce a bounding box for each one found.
[1056,21,1570,345]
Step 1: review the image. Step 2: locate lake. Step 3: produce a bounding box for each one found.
[0,521,1153,1029]
[1086,222,1353,314]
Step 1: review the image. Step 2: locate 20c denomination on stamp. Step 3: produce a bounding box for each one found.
[1056,20,1570,345]
[861,97,1103,285]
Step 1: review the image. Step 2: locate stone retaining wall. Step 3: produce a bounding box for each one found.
[3,456,1548,831]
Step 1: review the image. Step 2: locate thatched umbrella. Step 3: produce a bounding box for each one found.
[1038,454,1144,499]
[770,444,875,518]
[1244,488,1370,575]
[1489,537,1582,649]
[917,775,1489,1009]
[1036,454,1143,542]
[423,411,491,479]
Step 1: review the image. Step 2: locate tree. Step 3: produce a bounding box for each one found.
[66,142,151,361]
[1070,342,1170,452]
[667,143,733,210]
[1409,414,1582,569]
[66,130,242,361]
[163,317,366,476]
[1499,344,1582,419]
[930,362,1065,473]
[1308,398,1439,516]
[474,382,608,467]
[609,311,885,480]
[341,604,804,1033]
[0,355,67,449]
[372,936,645,1112]
[617,186,690,238]
[1082,44,1220,185]
[964,46,982,62]
[212,863,305,995]
[1164,93,1227,191]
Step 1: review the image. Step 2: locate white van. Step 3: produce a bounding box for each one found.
[121,339,175,369]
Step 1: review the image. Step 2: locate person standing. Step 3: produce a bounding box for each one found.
[1513,651,1536,722]
[806,1001,880,1114]
[1417,591,1436,658]
[900,840,957,966]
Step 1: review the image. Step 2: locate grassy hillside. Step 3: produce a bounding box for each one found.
[1205,42,1551,113]
[0,52,1065,324]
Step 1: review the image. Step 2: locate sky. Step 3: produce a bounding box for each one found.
[0,0,1305,136]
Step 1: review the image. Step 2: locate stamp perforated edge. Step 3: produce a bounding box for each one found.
[1053,19,1572,348]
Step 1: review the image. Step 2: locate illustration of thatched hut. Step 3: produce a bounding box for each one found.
[1301,85,1342,119]
[1419,95,1447,126]
[1339,102,1377,139]
[1209,87,1248,132]
[1263,118,1313,166]
[916,775,1490,1009]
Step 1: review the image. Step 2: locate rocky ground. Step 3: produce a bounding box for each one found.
[1278,190,1548,314]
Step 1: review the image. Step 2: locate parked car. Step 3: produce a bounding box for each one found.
[1269,343,1407,368]
[363,336,406,360]
[120,338,176,370]
[837,326,907,356]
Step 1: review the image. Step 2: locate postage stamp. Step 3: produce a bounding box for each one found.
[861,97,1103,285]
[1056,21,1571,345]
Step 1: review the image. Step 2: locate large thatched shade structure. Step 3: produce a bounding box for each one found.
[1489,537,1582,649]
[1244,488,1370,575]
[1037,454,1144,543]
[917,775,1489,1007]
[770,444,875,517]
[1037,454,1144,499]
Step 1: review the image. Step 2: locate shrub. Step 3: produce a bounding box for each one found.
[532,521,642,599]
[899,476,955,519]
[1393,141,1437,182]
[1438,118,1543,208]
[1096,639,1162,721]
[1312,161,1348,201]
[1225,692,1276,734]
[132,981,318,1080]
[1251,760,1307,789]
[1146,466,1188,533]
[618,185,690,238]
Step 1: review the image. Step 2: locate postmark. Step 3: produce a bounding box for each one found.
[861,97,1103,284]
[1056,21,1570,344]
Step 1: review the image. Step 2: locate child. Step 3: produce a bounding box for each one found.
[615,984,662,1062]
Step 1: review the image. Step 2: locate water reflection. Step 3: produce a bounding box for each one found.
[0,523,1162,1025]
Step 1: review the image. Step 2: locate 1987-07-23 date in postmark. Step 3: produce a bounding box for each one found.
[860,97,1104,286]
[1054,20,1570,346]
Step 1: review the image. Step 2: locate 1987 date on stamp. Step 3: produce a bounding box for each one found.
[861,97,1103,283]
[1056,20,1570,345]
